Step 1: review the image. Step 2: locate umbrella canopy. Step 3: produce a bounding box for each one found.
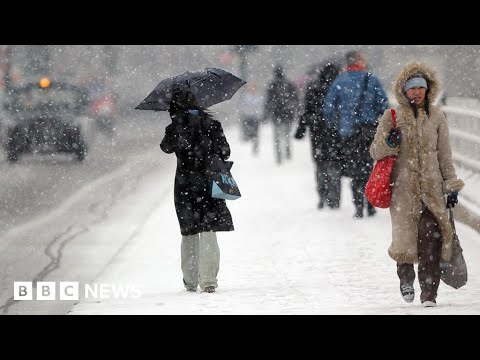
[135,67,246,111]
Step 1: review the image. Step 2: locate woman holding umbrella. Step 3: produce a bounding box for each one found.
[160,84,234,294]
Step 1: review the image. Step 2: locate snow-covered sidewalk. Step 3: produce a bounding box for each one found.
[69,123,480,315]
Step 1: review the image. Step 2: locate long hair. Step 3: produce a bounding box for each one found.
[409,90,431,118]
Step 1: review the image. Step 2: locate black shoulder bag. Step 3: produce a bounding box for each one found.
[356,72,376,144]
[440,208,468,289]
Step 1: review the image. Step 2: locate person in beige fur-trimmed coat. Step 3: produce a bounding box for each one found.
[370,62,464,307]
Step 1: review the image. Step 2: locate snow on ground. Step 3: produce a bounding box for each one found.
[69,122,480,315]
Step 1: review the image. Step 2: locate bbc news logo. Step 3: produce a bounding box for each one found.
[14,282,142,301]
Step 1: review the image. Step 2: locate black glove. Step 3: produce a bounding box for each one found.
[446,192,458,208]
[386,128,402,147]
[294,126,305,140]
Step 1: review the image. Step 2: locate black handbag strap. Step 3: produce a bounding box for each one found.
[448,208,457,234]
[354,72,370,119]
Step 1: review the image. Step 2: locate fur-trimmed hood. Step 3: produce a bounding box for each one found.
[393,62,441,106]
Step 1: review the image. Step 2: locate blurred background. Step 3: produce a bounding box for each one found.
[2,45,480,117]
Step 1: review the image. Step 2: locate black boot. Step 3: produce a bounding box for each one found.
[367,204,377,217]
[318,199,324,209]
[353,205,363,219]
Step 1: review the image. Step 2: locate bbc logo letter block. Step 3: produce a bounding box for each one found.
[14,282,79,301]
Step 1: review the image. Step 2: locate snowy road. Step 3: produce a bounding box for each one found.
[0,112,165,234]
[62,122,480,315]
[0,111,169,314]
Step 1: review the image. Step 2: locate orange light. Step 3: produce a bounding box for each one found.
[39,77,51,88]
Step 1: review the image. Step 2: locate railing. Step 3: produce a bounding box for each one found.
[388,95,480,172]
[441,105,480,172]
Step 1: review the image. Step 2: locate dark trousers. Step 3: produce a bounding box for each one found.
[241,115,260,154]
[340,138,374,211]
[318,160,341,207]
[397,209,442,302]
[273,123,292,164]
[350,157,373,209]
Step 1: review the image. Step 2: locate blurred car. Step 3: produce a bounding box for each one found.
[3,77,90,162]
[85,77,118,135]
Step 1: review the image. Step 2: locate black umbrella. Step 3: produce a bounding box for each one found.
[135,67,246,111]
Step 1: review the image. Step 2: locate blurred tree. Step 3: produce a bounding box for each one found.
[104,45,119,76]
[25,45,51,76]
[1,45,14,93]
[231,45,258,83]
[445,45,480,97]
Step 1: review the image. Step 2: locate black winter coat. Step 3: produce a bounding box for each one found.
[160,110,234,236]
[295,64,341,162]
[264,77,299,125]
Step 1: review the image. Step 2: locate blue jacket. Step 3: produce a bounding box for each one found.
[323,70,388,139]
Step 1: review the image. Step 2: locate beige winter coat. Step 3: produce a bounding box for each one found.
[370,62,464,263]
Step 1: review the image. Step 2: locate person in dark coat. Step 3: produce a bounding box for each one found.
[240,82,264,155]
[323,50,388,218]
[294,62,342,209]
[160,84,234,293]
[264,64,299,164]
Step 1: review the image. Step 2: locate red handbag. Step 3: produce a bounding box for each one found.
[365,109,397,208]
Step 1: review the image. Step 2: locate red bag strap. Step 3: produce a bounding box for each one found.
[391,109,397,128]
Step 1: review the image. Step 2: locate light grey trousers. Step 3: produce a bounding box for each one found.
[181,231,220,291]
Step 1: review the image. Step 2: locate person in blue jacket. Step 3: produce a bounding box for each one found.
[323,50,388,218]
